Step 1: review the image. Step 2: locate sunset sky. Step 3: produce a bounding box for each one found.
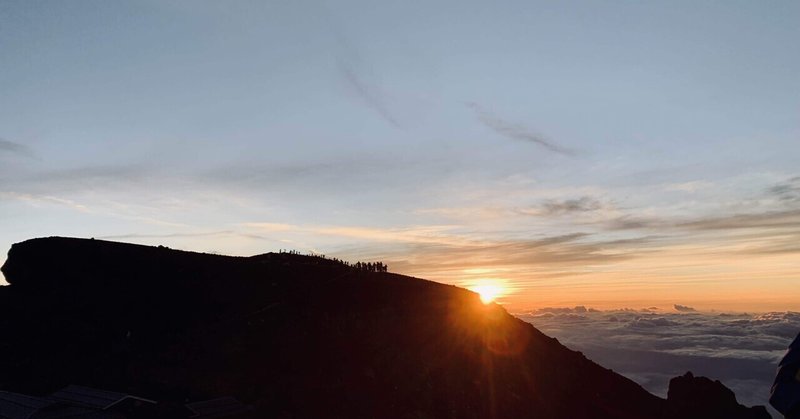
[1,0,798,312]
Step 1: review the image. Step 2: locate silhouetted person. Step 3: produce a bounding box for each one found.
[771,332,800,418]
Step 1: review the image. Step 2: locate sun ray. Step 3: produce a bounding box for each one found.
[468,279,508,304]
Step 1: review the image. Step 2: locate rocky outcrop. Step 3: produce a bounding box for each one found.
[667,372,771,419]
[0,237,772,418]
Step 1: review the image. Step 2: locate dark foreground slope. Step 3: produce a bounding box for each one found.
[0,237,769,419]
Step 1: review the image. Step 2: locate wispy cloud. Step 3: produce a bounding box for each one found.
[768,176,800,203]
[606,216,662,230]
[0,138,36,159]
[679,209,800,231]
[244,222,465,246]
[203,157,392,186]
[674,304,696,312]
[520,196,604,216]
[0,191,89,212]
[394,233,649,273]
[28,165,145,182]
[664,181,714,193]
[605,175,800,235]
[602,208,800,256]
[96,231,239,241]
[338,60,401,128]
[351,233,656,281]
[198,153,446,199]
[401,179,800,286]
[467,103,575,155]
[3,165,150,194]
[243,221,654,271]
[0,190,188,228]
[324,5,403,129]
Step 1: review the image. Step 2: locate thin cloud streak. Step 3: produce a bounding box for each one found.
[768,176,800,203]
[326,4,402,129]
[0,138,36,159]
[387,233,648,274]
[0,191,189,229]
[97,231,240,241]
[603,211,800,257]
[664,181,714,193]
[337,58,401,128]
[467,102,575,155]
[678,209,800,231]
[244,222,466,247]
[0,191,90,212]
[518,196,605,216]
[203,157,399,186]
[245,220,645,268]
[3,165,151,194]
[30,165,147,183]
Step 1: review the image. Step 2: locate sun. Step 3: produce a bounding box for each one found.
[470,283,504,304]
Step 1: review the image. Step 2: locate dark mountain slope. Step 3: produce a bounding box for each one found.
[0,237,769,418]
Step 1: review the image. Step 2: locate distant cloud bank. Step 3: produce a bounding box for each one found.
[517,308,800,415]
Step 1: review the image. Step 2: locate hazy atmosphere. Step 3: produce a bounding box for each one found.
[2,0,799,312]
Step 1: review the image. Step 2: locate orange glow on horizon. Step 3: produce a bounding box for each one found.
[404,242,800,313]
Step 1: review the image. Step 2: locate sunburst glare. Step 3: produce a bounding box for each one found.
[468,280,507,304]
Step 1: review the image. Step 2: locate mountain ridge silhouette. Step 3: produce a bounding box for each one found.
[0,237,771,418]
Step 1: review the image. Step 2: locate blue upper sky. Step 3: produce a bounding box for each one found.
[1,0,798,310]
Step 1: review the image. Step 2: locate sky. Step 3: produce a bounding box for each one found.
[1,0,799,312]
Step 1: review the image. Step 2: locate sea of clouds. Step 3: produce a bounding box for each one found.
[516,306,800,415]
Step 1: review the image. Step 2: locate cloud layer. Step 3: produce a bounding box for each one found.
[518,308,800,415]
